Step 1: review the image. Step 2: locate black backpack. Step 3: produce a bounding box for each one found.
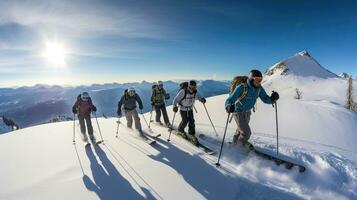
[178,81,196,106]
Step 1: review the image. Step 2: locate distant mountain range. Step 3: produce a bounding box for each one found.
[0,80,230,131]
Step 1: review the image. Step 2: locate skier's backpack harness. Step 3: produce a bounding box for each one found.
[230,76,261,106]
[178,81,196,106]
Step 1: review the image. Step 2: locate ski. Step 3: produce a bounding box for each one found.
[137,132,156,145]
[198,134,306,172]
[94,140,104,145]
[174,131,215,155]
[252,147,306,173]
[84,142,91,148]
[144,132,161,139]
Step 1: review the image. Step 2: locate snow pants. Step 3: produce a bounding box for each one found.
[233,111,251,145]
[178,110,195,135]
[154,104,170,124]
[125,109,142,131]
[78,114,94,137]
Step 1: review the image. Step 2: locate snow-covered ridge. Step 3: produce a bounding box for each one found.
[265,51,338,79]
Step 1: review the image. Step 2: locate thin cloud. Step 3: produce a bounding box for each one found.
[0,0,169,40]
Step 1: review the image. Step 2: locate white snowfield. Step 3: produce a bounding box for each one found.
[1,52,357,200]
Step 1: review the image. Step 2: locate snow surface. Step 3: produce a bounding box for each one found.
[1,78,357,199]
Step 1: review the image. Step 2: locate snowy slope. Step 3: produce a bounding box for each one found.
[1,87,357,200]
[0,117,303,200]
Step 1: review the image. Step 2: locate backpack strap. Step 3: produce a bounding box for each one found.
[234,83,248,105]
[178,89,187,106]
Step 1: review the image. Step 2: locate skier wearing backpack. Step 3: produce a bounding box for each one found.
[117,88,144,132]
[72,92,97,143]
[225,70,279,149]
[173,80,206,144]
[151,81,171,127]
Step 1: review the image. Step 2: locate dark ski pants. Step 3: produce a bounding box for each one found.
[178,110,195,135]
[154,104,170,124]
[78,114,94,137]
[233,111,251,145]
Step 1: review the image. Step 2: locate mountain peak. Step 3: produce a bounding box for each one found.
[265,51,338,79]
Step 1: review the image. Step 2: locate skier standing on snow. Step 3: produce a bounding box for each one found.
[173,80,206,144]
[117,88,144,132]
[225,69,279,149]
[151,81,171,127]
[72,92,97,143]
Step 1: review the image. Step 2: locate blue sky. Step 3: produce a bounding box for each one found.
[0,0,356,87]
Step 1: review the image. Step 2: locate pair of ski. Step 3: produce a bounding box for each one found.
[136,131,161,145]
[167,126,216,155]
[198,134,306,173]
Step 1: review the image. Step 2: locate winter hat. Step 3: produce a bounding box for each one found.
[189,80,197,87]
[249,69,263,78]
[81,92,90,101]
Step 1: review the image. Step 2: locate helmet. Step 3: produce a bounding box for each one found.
[158,80,163,86]
[249,69,262,79]
[81,92,90,101]
[127,88,136,96]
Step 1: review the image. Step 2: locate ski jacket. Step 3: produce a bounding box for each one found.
[118,93,143,111]
[225,79,272,112]
[173,89,204,111]
[73,97,95,116]
[151,87,169,106]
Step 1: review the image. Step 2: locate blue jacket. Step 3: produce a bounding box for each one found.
[225,80,272,112]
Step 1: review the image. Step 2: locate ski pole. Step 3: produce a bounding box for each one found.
[193,105,198,113]
[274,101,279,156]
[216,113,231,167]
[167,112,177,142]
[115,117,121,138]
[148,106,154,128]
[140,110,152,131]
[72,113,76,144]
[203,104,219,137]
[93,112,104,142]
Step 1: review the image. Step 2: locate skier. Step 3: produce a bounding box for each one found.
[151,81,171,127]
[72,92,97,143]
[117,88,144,132]
[172,80,206,144]
[225,69,279,149]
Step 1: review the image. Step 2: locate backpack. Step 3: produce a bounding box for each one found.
[230,76,249,104]
[178,81,196,106]
[230,76,261,110]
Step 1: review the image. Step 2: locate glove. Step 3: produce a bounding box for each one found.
[201,97,206,104]
[72,107,77,114]
[165,94,170,99]
[91,106,97,112]
[270,91,280,103]
[173,106,178,113]
[225,104,235,113]
[117,110,121,117]
[151,102,155,106]
[139,105,143,110]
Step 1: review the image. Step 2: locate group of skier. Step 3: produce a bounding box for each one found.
[72,69,279,150]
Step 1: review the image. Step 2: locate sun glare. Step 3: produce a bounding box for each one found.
[43,41,66,67]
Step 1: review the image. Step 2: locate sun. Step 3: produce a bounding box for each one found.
[43,41,67,67]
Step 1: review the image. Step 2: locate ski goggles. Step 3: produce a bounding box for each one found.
[188,85,197,90]
[128,90,136,96]
[253,77,263,83]
[81,97,89,101]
